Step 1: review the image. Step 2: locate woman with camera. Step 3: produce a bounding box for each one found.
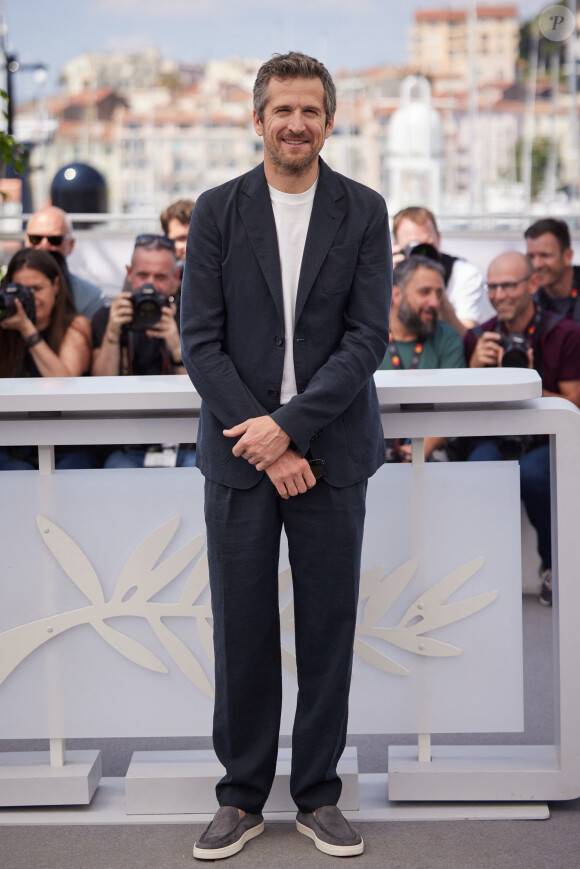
[0,248,95,470]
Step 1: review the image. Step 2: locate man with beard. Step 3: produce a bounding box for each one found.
[181,52,391,859]
[392,206,494,334]
[464,251,580,606]
[524,218,580,322]
[378,255,464,460]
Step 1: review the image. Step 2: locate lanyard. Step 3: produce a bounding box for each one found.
[496,305,543,342]
[387,333,424,370]
[567,285,578,318]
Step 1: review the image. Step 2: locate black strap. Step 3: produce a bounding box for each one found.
[440,253,458,287]
[533,310,564,381]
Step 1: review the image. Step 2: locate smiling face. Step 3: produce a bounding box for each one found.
[13,266,60,331]
[486,253,534,329]
[395,265,444,337]
[253,75,334,190]
[525,231,572,295]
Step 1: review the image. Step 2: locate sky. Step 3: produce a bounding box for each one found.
[3,0,550,102]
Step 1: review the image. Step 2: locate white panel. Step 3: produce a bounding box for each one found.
[0,461,523,739]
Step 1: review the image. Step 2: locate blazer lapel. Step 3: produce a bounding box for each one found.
[239,165,284,325]
[295,160,346,323]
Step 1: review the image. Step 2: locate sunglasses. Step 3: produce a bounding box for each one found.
[28,234,67,247]
[134,234,175,251]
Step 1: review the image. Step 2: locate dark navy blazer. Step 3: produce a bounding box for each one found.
[180,158,392,488]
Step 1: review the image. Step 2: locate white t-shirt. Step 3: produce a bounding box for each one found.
[447,258,495,325]
[269,178,317,404]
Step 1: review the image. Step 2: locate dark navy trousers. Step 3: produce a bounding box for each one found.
[204,475,367,814]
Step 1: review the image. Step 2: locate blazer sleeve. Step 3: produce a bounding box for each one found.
[271,195,392,455]
[180,193,270,428]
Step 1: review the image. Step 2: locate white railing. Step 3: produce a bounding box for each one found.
[1,368,580,815]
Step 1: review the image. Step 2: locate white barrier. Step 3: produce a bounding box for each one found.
[1,370,579,816]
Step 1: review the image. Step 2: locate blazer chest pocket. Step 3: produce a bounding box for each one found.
[321,242,358,295]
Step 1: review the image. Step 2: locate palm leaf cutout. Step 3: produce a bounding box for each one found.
[92,620,168,673]
[358,566,384,602]
[353,637,409,676]
[396,557,495,638]
[278,566,293,595]
[112,517,181,602]
[279,599,294,631]
[36,515,105,605]
[180,543,210,605]
[360,557,419,630]
[151,619,214,698]
[140,537,206,603]
[368,626,461,657]
[281,647,297,677]
[112,519,203,603]
[196,610,215,665]
[403,556,485,613]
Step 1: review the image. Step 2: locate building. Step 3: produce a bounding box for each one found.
[409,5,520,91]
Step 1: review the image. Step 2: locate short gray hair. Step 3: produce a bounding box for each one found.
[253,51,336,126]
[393,255,445,292]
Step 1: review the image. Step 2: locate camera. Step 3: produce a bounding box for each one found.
[499,332,529,368]
[402,241,441,264]
[0,282,36,324]
[128,283,168,331]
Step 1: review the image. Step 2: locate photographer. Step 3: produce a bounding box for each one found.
[464,251,580,606]
[378,255,465,461]
[92,234,183,377]
[393,206,494,335]
[0,248,91,378]
[91,235,194,468]
[0,248,95,469]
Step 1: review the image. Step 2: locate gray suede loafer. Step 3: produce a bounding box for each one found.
[193,806,264,860]
[296,805,364,856]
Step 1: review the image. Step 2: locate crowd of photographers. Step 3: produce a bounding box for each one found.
[2,199,580,607]
[0,199,195,470]
[382,211,580,607]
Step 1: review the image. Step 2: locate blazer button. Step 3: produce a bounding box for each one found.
[268,388,279,398]
[275,336,284,346]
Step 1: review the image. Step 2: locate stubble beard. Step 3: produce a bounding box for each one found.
[264,138,319,176]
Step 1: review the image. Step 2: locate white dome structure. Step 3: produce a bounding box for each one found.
[387,76,444,214]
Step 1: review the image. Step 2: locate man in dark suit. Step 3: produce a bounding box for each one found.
[181,52,391,860]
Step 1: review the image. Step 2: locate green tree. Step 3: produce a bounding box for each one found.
[518,6,570,77]
[0,88,27,175]
[515,136,560,199]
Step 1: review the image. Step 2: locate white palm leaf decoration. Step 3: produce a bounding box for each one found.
[36,515,105,605]
[111,518,204,603]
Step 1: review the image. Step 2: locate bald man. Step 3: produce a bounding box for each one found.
[464,251,580,606]
[26,206,103,318]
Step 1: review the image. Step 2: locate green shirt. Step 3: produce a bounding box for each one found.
[379,322,465,370]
